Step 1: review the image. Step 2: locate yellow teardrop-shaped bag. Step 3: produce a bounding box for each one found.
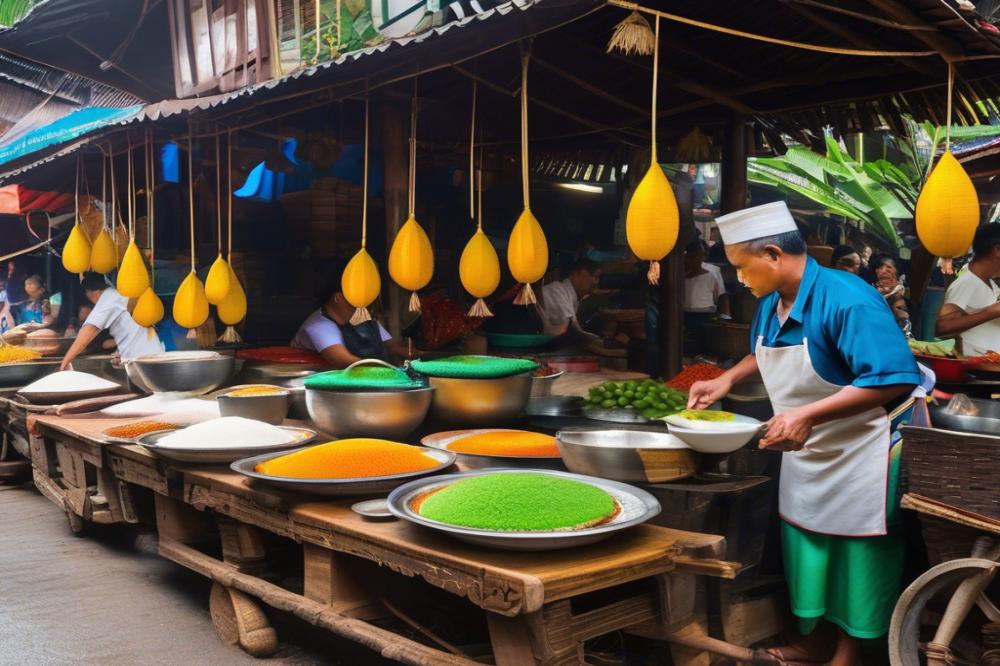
[626,163,679,261]
[205,254,232,305]
[342,248,381,310]
[132,286,164,328]
[506,208,548,284]
[172,270,209,330]
[89,228,118,274]
[117,241,150,298]
[218,264,247,325]
[460,229,500,298]
[62,224,92,274]
[916,150,980,258]
[388,216,434,292]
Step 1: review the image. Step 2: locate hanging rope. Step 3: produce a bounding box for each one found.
[651,15,659,162]
[101,147,107,230]
[605,0,938,57]
[147,129,155,279]
[127,134,135,238]
[187,127,196,272]
[946,62,954,152]
[227,130,234,262]
[469,80,477,224]
[215,134,224,257]
[108,143,118,235]
[408,77,418,220]
[361,97,369,250]
[520,48,530,212]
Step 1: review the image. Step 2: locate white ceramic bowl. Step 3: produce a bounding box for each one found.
[666,416,762,454]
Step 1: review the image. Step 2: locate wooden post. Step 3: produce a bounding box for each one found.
[379,97,408,339]
[721,113,748,214]
[660,172,695,380]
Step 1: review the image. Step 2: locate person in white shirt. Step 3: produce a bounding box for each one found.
[937,224,1000,355]
[684,240,725,356]
[538,258,602,337]
[60,273,164,369]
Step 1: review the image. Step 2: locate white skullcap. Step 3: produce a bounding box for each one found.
[715,201,798,245]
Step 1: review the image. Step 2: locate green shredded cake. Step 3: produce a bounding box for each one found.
[417,473,616,531]
[304,365,422,390]
[409,355,538,379]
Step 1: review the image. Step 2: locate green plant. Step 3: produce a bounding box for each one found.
[0,0,38,27]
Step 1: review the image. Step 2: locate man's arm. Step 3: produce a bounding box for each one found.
[317,344,360,370]
[936,301,1000,337]
[60,325,102,370]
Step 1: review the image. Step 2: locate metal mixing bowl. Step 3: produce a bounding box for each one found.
[126,354,239,395]
[930,397,1000,436]
[0,359,61,388]
[427,374,532,425]
[556,427,698,483]
[236,363,324,419]
[305,387,433,439]
[530,370,564,397]
[70,354,128,386]
[218,386,290,425]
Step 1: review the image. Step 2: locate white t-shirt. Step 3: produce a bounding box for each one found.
[703,262,725,293]
[684,271,722,313]
[290,309,391,353]
[84,288,164,360]
[943,270,1000,355]
[539,279,578,335]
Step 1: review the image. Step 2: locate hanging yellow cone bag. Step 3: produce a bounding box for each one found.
[916,150,979,258]
[388,216,433,311]
[62,224,92,274]
[507,208,548,304]
[205,254,232,305]
[132,286,164,328]
[342,248,381,321]
[89,228,118,274]
[117,241,149,297]
[173,270,209,330]
[218,264,247,325]
[460,229,500,298]
[627,163,679,262]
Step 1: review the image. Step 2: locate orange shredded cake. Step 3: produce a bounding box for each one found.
[227,385,286,397]
[447,431,560,457]
[255,439,441,479]
[104,421,178,439]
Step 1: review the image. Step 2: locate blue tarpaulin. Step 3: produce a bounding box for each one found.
[0,105,143,166]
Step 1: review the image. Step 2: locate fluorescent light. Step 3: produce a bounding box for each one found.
[558,182,604,193]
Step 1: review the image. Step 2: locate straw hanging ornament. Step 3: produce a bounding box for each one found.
[388,78,434,313]
[915,63,979,258]
[133,130,164,332]
[507,45,548,306]
[620,15,678,285]
[63,156,93,275]
[342,97,381,326]
[173,128,210,338]
[205,135,232,304]
[218,131,247,344]
[460,81,500,318]
[117,137,151,297]
[89,153,118,274]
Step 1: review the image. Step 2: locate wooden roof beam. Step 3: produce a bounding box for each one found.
[861,0,965,61]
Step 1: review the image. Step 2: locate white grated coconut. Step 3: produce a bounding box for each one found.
[99,394,220,423]
[157,416,293,449]
[20,371,119,394]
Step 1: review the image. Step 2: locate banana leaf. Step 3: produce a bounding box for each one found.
[747,162,872,222]
[0,0,36,27]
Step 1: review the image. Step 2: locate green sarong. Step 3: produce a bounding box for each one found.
[781,441,904,639]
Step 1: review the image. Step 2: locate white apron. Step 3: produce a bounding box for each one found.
[755,337,891,537]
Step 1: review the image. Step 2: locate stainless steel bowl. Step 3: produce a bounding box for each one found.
[236,363,325,419]
[930,397,1000,436]
[70,354,128,386]
[22,335,75,357]
[305,387,433,439]
[218,386,290,425]
[556,428,698,483]
[530,370,564,397]
[427,374,532,425]
[127,354,239,395]
[0,359,61,388]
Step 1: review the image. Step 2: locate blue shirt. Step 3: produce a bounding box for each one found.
[750,257,920,389]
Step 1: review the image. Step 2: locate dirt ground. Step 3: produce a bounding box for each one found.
[0,482,392,666]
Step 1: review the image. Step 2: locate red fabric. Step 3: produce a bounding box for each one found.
[0,185,72,214]
[237,346,326,364]
[420,291,484,350]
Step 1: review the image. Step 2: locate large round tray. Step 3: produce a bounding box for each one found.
[231,445,456,496]
[18,384,122,404]
[584,407,664,424]
[421,429,565,470]
[0,359,60,388]
[387,469,661,551]
[139,426,316,464]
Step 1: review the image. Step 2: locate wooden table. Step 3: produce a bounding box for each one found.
[19,412,739,665]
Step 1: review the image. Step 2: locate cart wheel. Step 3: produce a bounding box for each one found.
[66,510,87,537]
[889,558,999,666]
[209,582,278,657]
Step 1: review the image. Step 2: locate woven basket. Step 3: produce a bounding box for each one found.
[917,514,982,565]
[902,426,1000,522]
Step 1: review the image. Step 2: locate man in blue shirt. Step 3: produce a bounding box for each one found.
[689,201,920,666]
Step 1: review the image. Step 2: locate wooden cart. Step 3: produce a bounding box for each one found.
[23,413,775,665]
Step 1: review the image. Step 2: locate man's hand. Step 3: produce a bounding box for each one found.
[759,408,815,451]
[687,376,733,409]
[59,357,71,372]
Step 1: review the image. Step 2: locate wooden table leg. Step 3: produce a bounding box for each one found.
[212,517,277,656]
[487,603,581,666]
[303,542,382,619]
